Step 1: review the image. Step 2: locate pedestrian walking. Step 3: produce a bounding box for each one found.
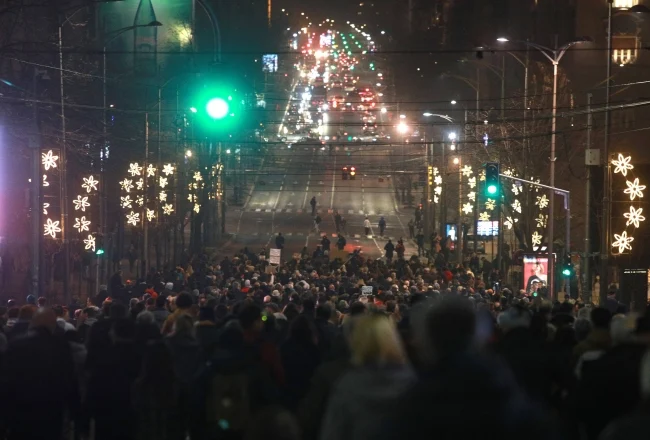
[378,216,386,237]
[416,231,425,257]
[310,196,317,216]
[396,239,405,260]
[321,235,331,253]
[384,239,395,263]
[313,215,322,235]
[275,232,285,249]
[336,234,346,250]
[408,219,415,239]
[363,217,371,236]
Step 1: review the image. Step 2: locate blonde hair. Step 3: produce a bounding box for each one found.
[350,313,408,366]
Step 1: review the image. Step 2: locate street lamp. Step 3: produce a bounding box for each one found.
[498,35,591,299]
[397,121,409,134]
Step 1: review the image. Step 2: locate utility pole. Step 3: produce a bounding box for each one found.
[584,93,594,302]
[29,120,41,297]
[143,113,149,275]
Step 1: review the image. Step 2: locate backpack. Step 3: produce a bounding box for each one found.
[206,372,251,432]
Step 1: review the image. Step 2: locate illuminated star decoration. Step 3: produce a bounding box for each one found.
[43,175,49,187]
[146,209,156,222]
[126,211,140,226]
[194,203,201,213]
[479,212,490,221]
[74,216,91,233]
[461,165,473,177]
[163,204,174,215]
[120,179,134,192]
[612,230,634,253]
[136,178,144,190]
[468,191,476,202]
[624,206,645,228]
[82,175,99,193]
[44,218,61,238]
[504,217,514,230]
[535,214,548,228]
[159,191,167,202]
[146,164,157,177]
[128,162,143,176]
[612,153,634,177]
[41,150,59,170]
[467,177,476,189]
[434,186,442,195]
[73,195,90,212]
[43,203,50,215]
[624,178,646,200]
[187,194,193,202]
[83,234,95,252]
[433,195,439,204]
[512,199,522,213]
[136,196,144,206]
[462,202,473,214]
[485,199,496,211]
[434,175,442,185]
[511,183,520,195]
[159,176,168,188]
[531,231,542,247]
[536,194,549,209]
[479,170,486,181]
[162,163,175,175]
[193,171,203,182]
[121,195,133,209]
[502,169,513,177]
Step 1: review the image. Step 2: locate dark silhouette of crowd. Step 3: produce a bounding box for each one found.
[0,247,649,440]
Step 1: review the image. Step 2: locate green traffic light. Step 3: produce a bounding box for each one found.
[487,184,497,194]
[96,249,105,255]
[562,268,571,276]
[206,97,229,119]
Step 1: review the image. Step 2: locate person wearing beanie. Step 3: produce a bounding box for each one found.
[26,295,36,306]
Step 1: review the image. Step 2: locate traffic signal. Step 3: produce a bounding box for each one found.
[95,233,105,255]
[342,166,349,180]
[190,81,243,133]
[349,166,356,180]
[485,162,500,196]
[562,254,573,277]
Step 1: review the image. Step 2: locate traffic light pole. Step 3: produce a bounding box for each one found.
[500,173,571,299]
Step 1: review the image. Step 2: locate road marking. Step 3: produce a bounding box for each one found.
[255,209,261,212]
[348,210,354,214]
[330,152,337,209]
[285,209,292,213]
[359,210,364,215]
[302,149,316,210]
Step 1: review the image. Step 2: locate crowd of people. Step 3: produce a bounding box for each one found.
[0,244,648,440]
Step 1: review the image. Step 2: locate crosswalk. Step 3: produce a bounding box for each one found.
[234,231,406,241]
[242,208,397,215]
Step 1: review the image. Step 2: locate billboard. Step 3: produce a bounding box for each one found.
[477,220,499,236]
[100,0,192,77]
[262,54,278,73]
[523,255,549,294]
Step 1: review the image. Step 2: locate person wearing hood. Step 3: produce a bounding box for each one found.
[320,313,416,440]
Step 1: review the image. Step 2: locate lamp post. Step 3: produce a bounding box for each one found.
[600,1,650,303]
[498,36,590,300]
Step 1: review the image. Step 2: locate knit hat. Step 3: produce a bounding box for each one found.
[244,279,251,288]
[26,295,36,305]
[165,282,174,291]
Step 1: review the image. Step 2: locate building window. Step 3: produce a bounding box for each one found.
[612,35,639,65]
[614,0,639,8]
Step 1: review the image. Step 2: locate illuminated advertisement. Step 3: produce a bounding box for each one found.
[477,220,499,236]
[523,255,549,294]
[262,54,278,73]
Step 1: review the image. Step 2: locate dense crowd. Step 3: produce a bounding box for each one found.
[0,245,648,440]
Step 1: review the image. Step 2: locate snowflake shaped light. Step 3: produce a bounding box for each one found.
[468,191,476,202]
[120,179,134,192]
[159,176,168,188]
[146,164,156,177]
[187,194,193,202]
[73,195,90,212]
[194,203,201,213]
[162,163,175,176]
[504,217,514,230]
[612,154,633,177]
[511,184,520,196]
[612,230,634,253]
[461,165,473,177]
[163,204,174,215]
[74,216,91,233]
[159,191,167,202]
[434,175,442,185]
[462,202,473,214]
[434,186,442,195]
[486,199,496,211]
[512,199,522,213]
[121,195,133,209]
[82,175,99,193]
[193,171,203,182]
[136,196,144,206]
[479,170,486,181]
[44,218,61,238]
[43,174,49,187]
[531,231,542,246]
[535,214,548,228]
[128,163,143,176]
[503,169,513,177]
[136,178,144,190]
[43,203,49,215]
[536,194,549,209]
[468,177,476,189]
[534,179,541,192]
[624,206,646,228]
[433,195,439,204]
[126,211,140,226]
[146,209,155,222]
[83,234,95,252]
[479,212,490,221]
[41,150,59,170]
[624,178,646,200]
